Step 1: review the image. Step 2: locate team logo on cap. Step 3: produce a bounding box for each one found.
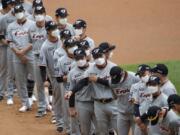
[80,41,86,46]
[61,9,66,13]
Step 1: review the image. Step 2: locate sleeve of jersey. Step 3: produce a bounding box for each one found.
[72,77,89,93]
[97,78,109,87]
[134,104,140,117]
[39,46,47,67]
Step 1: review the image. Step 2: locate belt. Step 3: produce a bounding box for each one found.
[95,98,113,104]
[34,53,40,57]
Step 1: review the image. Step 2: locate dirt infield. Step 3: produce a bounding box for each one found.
[0,0,180,135]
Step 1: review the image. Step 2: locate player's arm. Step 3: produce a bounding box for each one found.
[68,77,89,107]
[20,43,33,54]
[89,75,109,87]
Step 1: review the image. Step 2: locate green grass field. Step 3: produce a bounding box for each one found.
[121,60,180,93]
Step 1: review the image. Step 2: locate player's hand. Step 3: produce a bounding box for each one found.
[15,49,25,57]
[89,75,97,82]
[134,117,142,125]
[64,91,73,100]
[69,107,77,117]
[139,123,147,133]
[19,55,28,64]
[73,35,80,41]
[63,75,67,82]
[44,81,50,87]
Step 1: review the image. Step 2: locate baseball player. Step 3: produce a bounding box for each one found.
[105,66,140,135]
[0,0,15,102]
[86,47,119,135]
[64,48,97,135]
[53,29,71,67]
[6,4,35,111]
[55,38,80,135]
[146,106,179,135]
[29,5,47,117]
[140,76,168,135]
[130,64,151,135]
[39,20,64,133]
[55,7,75,36]
[151,64,177,96]
[77,40,92,62]
[73,19,95,50]
[167,94,180,135]
[98,42,116,59]
[16,0,33,14]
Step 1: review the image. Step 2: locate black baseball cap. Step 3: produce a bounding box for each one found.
[99,42,116,53]
[2,0,15,8]
[135,64,151,76]
[147,106,161,125]
[60,29,72,40]
[34,6,45,14]
[110,66,124,84]
[151,64,168,76]
[14,4,24,13]
[74,48,86,60]
[73,19,87,29]
[45,21,57,31]
[91,47,104,59]
[168,94,180,109]
[63,38,76,48]
[146,75,161,86]
[32,0,43,7]
[55,8,69,18]
[78,40,90,49]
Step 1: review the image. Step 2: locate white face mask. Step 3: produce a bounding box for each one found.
[15,12,24,20]
[85,50,90,56]
[75,29,83,36]
[68,46,78,54]
[77,59,87,67]
[51,29,60,38]
[95,57,105,66]
[147,86,159,94]
[59,18,67,25]
[109,52,113,58]
[141,75,150,83]
[35,15,45,22]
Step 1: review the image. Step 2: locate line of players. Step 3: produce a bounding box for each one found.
[0,0,179,135]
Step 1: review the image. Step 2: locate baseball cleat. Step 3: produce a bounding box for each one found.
[35,111,47,118]
[19,106,31,112]
[7,98,14,105]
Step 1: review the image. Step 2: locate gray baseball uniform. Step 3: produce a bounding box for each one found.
[160,80,177,96]
[39,38,64,128]
[130,81,151,135]
[58,23,75,37]
[0,14,8,98]
[56,55,80,135]
[2,11,17,99]
[29,21,47,112]
[156,109,179,135]
[7,18,34,107]
[87,61,119,135]
[141,93,168,135]
[22,1,33,14]
[83,36,95,50]
[68,63,97,135]
[109,72,140,135]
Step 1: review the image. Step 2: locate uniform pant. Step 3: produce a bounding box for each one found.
[7,48,15,99]
[94,100,119,135]
[14,61,34,107]
[117,113,135,135]
[76,101,97,135]
[33,56,46,112]
[49,77,64,128]
[61,85,80,135]
[0,46,7,97]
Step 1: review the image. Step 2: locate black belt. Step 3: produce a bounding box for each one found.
[95,98,113,104]
[34,54,40,57]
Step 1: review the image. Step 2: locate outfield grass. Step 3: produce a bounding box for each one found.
[121,60,180,93]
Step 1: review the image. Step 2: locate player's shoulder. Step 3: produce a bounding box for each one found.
[107,60,117,67]
[7,21,17,29]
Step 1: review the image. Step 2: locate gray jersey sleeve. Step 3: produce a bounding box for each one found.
[39,45,47,67]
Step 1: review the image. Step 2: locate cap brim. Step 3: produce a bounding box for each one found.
[109,45,116,51]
